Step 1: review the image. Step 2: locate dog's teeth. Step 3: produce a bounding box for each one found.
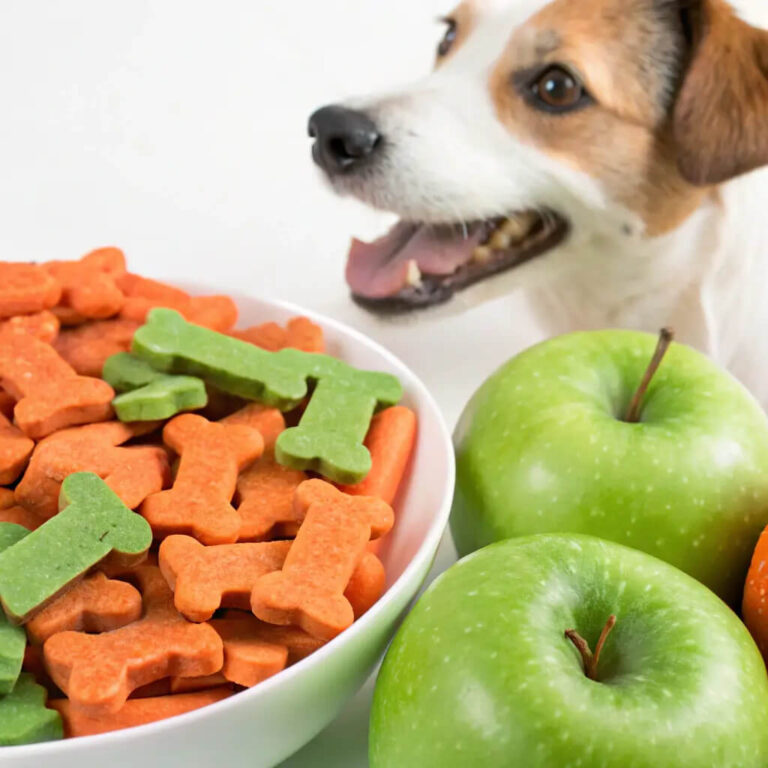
[502,213,537,240]
[472,245,493,263]
[405,260,422,287]
[489,230,512,251]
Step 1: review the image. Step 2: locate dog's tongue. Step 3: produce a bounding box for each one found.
[346,222,484,298]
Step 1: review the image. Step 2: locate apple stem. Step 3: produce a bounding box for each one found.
[624,328,675,424]
[565,615,617,681]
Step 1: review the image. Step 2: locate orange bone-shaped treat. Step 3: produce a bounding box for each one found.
[0,310,60,344]
[0,506,44,530]
[54,319,140,377]
[222,405,308,542]
[117,274,238,332]
[0,412,34,485]
[220,403,286,441]
[44,247,126,321]
[51,688,232,738]
[0,263,61,319]
[0,489,44,531]
[16,421,169,520]
[43,566,224,717]
[232,316,325,353]
[130,679,173,698]
[338,406,417,505]
[209,617,288,688]
[251,480,394,640]
[218,611,326,663]
[159,535,290,622]
[0,390,13,419]
[0,334,114,438]
[141,414,263,544]
[344,551,386,619]
[0,489,13,509]
[236,459,308,541]
[99,549,158,581]
[26,571,143,644]
[169,673,227,694]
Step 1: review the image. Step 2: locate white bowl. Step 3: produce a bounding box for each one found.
[2,290,454,768]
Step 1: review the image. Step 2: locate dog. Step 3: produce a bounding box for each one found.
[309,0,768,406]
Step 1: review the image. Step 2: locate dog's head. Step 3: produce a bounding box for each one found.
[309,0,768,313]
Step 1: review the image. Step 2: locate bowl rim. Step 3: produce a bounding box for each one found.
[6,292,455,757]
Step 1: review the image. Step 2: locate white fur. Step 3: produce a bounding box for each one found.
[335,0,768,405]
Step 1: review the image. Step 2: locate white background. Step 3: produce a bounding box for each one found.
[0,2,541,765]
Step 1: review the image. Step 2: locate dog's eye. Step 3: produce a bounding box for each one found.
[530,66,588,112]
[437,18,457,58]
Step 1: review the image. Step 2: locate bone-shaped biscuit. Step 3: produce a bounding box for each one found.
[0,673,63,746]
[133,309,402,482]
[0,489,43,530]
[141,413,263,544]
[44,247,126,321]
[15,421,169,519]
[117,273,238,331]
[159,535,290,621]
[274,351,402,484]
[215,610,327,663]
[0,389,14,418]
[338,406,417,505]
[103,352,207,422]
[132,308,312,409]
[0,333,114,438]
[0,262,61,319]
[222,405,308,541]
[54,318,139,377]
[0,411,34,485]
[344,551,387,619]
[0,310,60,343]
[232,315,325,353]
[25,571,143,644]
[251,480,393,640]
[168,673,227,694]
[0,523,29,695]
[235,455,307,541]
[171,614,328,691]
[51,687,231,738]
[219,612,327,662]
[209,617,288,687]
[43,565,224,717]
[0,472,153,622]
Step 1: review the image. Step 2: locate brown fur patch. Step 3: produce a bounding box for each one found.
[487,0,768,235]
[674,0,768,184]
[489,0,702,235]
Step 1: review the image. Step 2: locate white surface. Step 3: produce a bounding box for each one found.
[0,2,542,765]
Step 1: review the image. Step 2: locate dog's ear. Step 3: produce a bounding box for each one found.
[673,0,768,186]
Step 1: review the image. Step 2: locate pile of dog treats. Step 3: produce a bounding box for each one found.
[0,250,417,745]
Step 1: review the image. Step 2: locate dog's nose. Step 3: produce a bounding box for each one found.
[308,106,382,175]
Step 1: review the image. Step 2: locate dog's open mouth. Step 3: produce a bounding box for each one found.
[346,210,569,312]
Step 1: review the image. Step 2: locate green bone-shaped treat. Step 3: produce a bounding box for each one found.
[274,350,403,483]
[0,524,29,695]
[0,523,27,553]
[132,309,403,481]
[0,673,63,746]
[0,472,152,623]
[132,308,310,409]
[102,352,208,422]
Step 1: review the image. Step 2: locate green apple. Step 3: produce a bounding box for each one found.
[451,329,768,605]
[370,534,768,767]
